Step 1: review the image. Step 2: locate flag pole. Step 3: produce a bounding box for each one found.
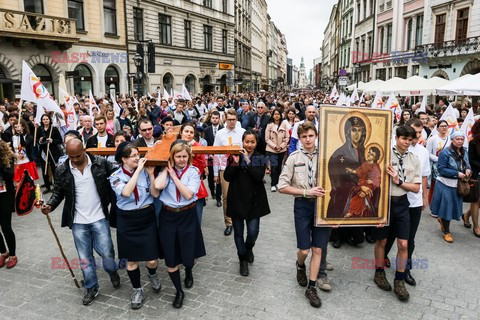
[44,126,53,175]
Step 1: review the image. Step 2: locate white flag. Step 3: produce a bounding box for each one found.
[59,87,77,130]
[460,108,475,148]
[163,88,170,100]
[430,103,459,137]
[133,97,139,113]
[418,95,427,113]
[147,92,153,99]
[329,84,339,99]
[88,90,98,116]
[110,94,122,117]
[156,90,161,107]
[371,92,383,109]
[384,93,402,123]
[173,90,183,100]
[21,61,65,126]
[182,84,192,101]
[350,87,359,104]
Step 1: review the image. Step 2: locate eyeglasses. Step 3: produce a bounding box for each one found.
[438,125,448,128]
[140,127,153,132]
[128,154,140,159]
[226,119,236,122]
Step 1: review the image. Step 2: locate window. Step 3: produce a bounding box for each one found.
[370,0,374,15]
[204,25,213,51]
[406,19,413,50]
[68,0,84,31]
[133,7,143,41]
[456,8,469,43]
[159,14,172,45]
[185,20,192,48]
[104,0,116,34]
[386,24,392,53]
[24,0,43,13]
[222,29,228,53]
[203,0,212,8]
[415,15,423,47]
[363,0,367,19]
[357,1,361,22]
[412,65,419,76]
[222,0,228,13]
[435,14,446,46]
[379,27,384,53]
[350,16,353,35]
[368,35,372,57]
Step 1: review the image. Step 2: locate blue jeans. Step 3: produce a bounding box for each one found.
[72,219,118,289]
[232,218,260,256]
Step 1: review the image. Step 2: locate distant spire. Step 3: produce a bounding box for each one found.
[300,57,305,68]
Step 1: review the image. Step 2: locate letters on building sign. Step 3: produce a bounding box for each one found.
[0,10,75,36]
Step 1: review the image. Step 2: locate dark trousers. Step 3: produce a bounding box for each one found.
[0,210,16,256]
[232,218,260,256]
[330,227,365,244]
[39,157,56,189]
[267,152,285,187]
[207,164,221,201]
[385,206,422,269]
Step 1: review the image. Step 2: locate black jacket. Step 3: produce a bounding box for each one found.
[247,113,270,140]
[204,124,224,146]
[0,159,15,213]
[131,136,160,148]
[10,134,35,161]
[224,153,270,220]
[86,133,115,148]
[38,126,63,162]
[46,153,116,229]
[0,126,13,142]
[468,140,480,178]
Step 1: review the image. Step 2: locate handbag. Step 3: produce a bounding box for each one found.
[458,177,471,197]
[463,179,479,203]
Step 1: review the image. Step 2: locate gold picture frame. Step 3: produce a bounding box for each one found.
[316,106,392,227]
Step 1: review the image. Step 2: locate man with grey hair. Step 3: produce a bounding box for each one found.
[237,101,252,129]
[247,101,270,154]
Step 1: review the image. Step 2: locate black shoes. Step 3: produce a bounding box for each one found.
[239,258,249,277]
[173,290,185,309]
[332,240,341,248]
[216,200,222,207]
[385,257,391,268]
[365,234,375,243]
[405,270,416,286]
[110,271,121,289]
[224,226,233,236]
[184,268,194,288]
[296,261,307,287]
[82,287,98,306]
[305,287,322,308]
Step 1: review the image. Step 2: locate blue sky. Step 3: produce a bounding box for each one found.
[266,0,338,71]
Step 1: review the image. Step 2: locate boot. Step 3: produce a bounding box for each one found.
[184,267,194,289]
[238,254,249,277]
[246,242,255,264]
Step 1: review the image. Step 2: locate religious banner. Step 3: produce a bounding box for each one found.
[316,106,392,226]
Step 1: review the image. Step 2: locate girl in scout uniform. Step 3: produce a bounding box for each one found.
[278,122,328,309]
[109,142,161,310]
[154,140,206,309]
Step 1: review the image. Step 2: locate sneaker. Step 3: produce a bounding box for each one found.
[82,288,98,306]
[147,273,162,293]
[317,277,332,292]
[130,288,145,309]
[0,253,9,268]
[305,287,322,308]
[296,261,307,287]
[326,262,334,271]
[374,271,392,291]
[109,271,121,289]
[394,280,410,301]
[271,186,277,192]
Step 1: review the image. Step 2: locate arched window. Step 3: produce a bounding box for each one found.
[73,64,93,96]
[105,65,119,96]
[184,74,196,95]
[163,73,174,93]
[32,64,54,97]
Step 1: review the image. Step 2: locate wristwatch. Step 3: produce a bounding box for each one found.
[396,179,403,186]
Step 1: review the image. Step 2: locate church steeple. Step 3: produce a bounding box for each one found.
[300,57,305,68]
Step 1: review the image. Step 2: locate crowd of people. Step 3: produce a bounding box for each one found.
[0,89,479,309]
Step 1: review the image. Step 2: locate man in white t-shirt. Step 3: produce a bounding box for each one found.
[86,116,114,148]
[384,119,430,287]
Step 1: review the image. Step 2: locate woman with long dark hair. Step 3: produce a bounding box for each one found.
[11,119,39,182]
[0,141,17,268]
[265,108,290,192]
[224,130,270,276]
[463,120,480,237]
[37,114,63,192]
[431,131,471,243]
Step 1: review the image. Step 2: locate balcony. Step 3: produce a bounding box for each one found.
[415,37,480,59]
[0,9,80,47]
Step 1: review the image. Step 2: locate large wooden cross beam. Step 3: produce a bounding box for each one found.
[86,126,242,166]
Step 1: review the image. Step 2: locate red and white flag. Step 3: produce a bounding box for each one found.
[460,108,475,148]
[371,92,383,109]
[59,87,77,129]
[384,93,402,123]
[88,90,98,116]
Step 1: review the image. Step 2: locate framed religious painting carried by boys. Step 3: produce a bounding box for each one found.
[315,106,392,227]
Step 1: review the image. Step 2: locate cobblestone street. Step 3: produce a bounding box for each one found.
[1,175,480,320]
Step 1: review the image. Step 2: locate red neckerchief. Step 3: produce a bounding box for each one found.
[121,166,139,204]
[173,165,189,202]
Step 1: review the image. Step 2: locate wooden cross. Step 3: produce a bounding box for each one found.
[86,126,242,166]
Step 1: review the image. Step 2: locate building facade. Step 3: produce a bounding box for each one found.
[251,0,268,91]
[0,0,128,100]
[322,4,338,90]
[339,0,355,85]
[353,0,375,83]
[234,0,252,92]
[125,0,235,96]
[313,57,322,88]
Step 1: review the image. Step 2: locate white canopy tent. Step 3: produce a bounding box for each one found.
[362,79,385,93]
[346,81,366,91]
[436,73,480,96]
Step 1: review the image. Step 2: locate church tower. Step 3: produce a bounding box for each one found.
[298,57,308,88]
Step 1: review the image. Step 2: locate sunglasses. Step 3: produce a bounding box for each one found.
[140,127,153,132]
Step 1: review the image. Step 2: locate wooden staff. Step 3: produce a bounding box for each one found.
[46,214,81,289]
[44,126,53,176]
[33,126,38,147]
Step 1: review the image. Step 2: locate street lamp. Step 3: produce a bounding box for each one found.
[354,63,360,88]
[133,53,143,96]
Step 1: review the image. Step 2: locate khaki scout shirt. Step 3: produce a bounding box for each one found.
[278,149,318,197]
[390,149,421,197]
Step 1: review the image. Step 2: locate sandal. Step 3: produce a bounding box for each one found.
[473,229,480,238]
[462,214,472,229]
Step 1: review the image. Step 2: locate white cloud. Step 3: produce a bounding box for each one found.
[266,0,338,72]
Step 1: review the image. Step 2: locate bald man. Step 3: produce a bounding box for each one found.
[41,139,119,306]
[288,105,318,155]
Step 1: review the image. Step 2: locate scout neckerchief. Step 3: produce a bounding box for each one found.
[393,146,408,182]
[300,147,317,187]
[173,165,190,202]
[121,166,139,204]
